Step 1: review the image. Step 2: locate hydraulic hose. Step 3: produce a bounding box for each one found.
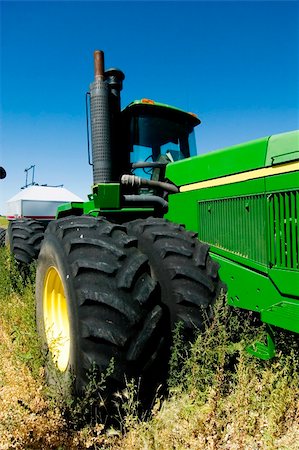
[121,174,179,193]
[122,195,168,214]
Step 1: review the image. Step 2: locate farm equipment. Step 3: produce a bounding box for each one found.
[6,169,83,262]
[6,50,299,408]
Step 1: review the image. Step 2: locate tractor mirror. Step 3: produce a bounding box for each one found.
[0,167,6,179]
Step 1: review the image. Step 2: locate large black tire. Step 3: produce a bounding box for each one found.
[127,218,222,339]
[36,216,166,409]
[0,227,6,247]
[6,219,45,264]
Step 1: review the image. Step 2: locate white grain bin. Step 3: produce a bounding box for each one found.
[6,185,84,221]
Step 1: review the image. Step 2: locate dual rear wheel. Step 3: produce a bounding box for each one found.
[36,216,166,404]
[6,219,45,264]
[34,216,221,411]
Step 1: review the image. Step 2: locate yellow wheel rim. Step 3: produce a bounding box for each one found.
[43,266,70,372]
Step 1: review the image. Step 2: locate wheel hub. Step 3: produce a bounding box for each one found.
[43,266,70,372]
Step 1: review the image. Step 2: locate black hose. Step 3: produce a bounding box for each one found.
[121,174,179,193]
[122,195,168,214]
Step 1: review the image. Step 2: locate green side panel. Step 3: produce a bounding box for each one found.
[91,183,120,209]
[166,137,269,186]
[165,191,199,231]
[269,269,299,297]
[83,201,97,215]
[266,130,299,165]
[213,254,299,334]
[261,301,299,333]
[266,171,298,192]
[207,247,267,274]
[56,185,121,217]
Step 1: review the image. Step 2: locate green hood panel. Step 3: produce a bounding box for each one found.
[165,136,270,187]
[166,130,299,188]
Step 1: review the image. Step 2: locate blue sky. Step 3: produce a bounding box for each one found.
[1,1,298,214]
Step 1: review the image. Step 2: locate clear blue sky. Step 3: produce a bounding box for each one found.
[1,1,298,214]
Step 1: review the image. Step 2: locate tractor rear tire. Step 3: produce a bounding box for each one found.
[127,217,222,339]
[6,219,45,264]
[0,227,6,246]
[35,216,166,410]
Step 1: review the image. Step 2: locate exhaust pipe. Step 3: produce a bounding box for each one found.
[89,50,126,184]
[89,50,112,184]
[94,50,105,80]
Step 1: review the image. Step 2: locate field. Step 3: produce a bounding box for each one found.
[0,245,298,450]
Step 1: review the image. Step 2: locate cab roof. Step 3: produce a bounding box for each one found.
[122,99,201,127]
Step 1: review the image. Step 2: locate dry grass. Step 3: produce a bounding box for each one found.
[0,318,113,450]
[0,252,69,449]
[0,324,69,449]
[115,363,299,450]
[111,307,299,450]
[0,247,298,450]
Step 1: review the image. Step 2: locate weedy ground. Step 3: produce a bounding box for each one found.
[0,245,298,450]
[0,217,8,228]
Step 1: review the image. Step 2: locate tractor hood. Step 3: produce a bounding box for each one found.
[166,130,299,189]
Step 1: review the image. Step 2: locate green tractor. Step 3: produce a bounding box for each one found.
[7,50,299,408]
[0,166,7,246]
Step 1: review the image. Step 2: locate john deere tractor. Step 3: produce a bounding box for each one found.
[32,51,221,403]
[7,50,299,408]
[0,167,7,245]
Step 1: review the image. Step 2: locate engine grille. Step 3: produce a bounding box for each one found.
[268,190,299,270]
[198,195,267,265]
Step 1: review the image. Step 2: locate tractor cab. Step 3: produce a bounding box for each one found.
[121,99,201,179]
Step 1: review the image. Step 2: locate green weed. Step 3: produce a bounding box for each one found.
[0,248,44,378]
[0,216,8,228]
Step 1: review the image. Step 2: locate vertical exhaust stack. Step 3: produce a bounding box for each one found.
[89,50,112,184]
[89,50,126,184]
